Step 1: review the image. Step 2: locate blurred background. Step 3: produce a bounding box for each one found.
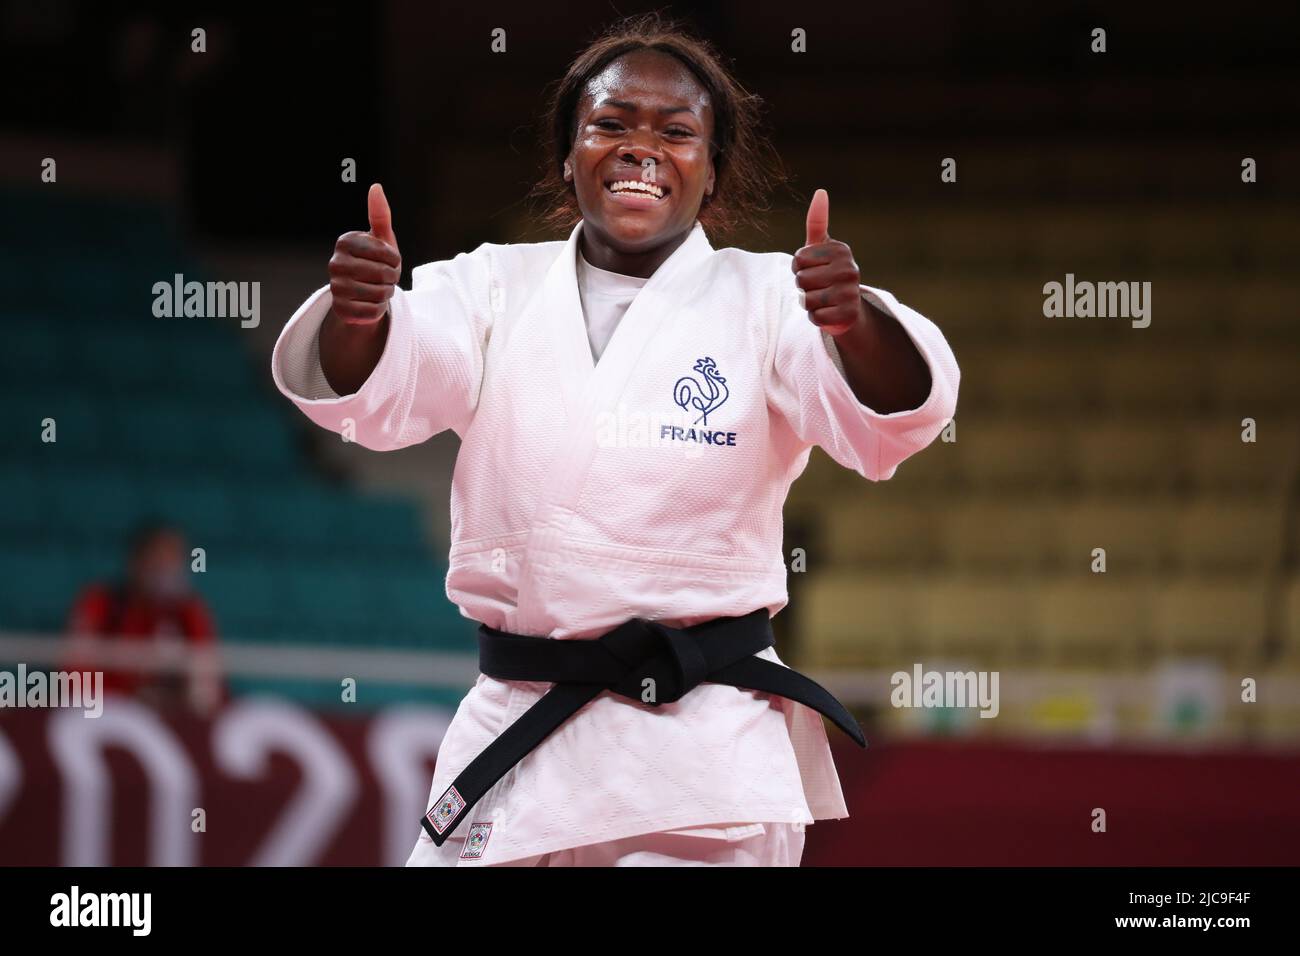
[1,0,1298,865]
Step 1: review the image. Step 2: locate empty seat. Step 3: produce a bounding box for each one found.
[1280,576,1300,663]
[1032,577,1153,666]
[344,493,429,558]
[240,483,351,553]
[1150,578,1267,664]
[47,468,148,541]
[1096,350,1212,412]
[72,328,176,393]
[210,405,299,472]
[913,574,1032,665]
[1185,419,1299,494]
[1212,348,1300,411]
[821,499,937,567]
[0,467,45,537]
[796,572,917,670]
[1,390,107,462]
[1073,421,1187,491]
[952,419,1072,490]
[1169,499,1284,573]
[937,499,1060,570]
[1052,496,1175,572]
[958,347,1099,412]
[0,547,83,631]
[381,565,464,648]
[145,477,241,548]
[201,558,285,643]
[0,324,64,385]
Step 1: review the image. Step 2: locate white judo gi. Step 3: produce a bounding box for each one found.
[271,218,960,866]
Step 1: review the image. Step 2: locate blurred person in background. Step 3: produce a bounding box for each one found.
[64,520,224,716]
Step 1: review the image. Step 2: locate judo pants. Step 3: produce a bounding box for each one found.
[409,822,806,867]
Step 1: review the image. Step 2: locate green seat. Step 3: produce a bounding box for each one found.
[145,477,241,547]
[48,468,147,541]
[202,558,284,643]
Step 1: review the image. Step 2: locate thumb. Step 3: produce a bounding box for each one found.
[367,182,397,248]
[805,188,830,245]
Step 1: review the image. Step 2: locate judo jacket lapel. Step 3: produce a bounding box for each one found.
[513,219,714,634]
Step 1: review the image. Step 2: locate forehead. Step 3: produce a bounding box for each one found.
[578,49,712,115]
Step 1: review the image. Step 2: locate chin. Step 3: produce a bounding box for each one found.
[606,212,689,244]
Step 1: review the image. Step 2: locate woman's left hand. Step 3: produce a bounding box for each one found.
[791,188,866,336]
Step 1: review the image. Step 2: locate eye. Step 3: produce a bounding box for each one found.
[665,126,695,138]
[594,119,623,131]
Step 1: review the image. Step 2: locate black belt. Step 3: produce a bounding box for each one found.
[420,609,867,845]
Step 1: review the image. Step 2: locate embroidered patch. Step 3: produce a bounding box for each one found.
[459,822,493,860]
[674,356,729,425]
[426,786,466,834]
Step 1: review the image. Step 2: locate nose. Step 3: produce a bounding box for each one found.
[618,149,659,182]
[618,128,663,166]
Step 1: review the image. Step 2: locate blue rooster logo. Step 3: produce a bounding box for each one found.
[674,357,729,426]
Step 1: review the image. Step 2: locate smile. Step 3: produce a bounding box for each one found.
[605,179,668,202]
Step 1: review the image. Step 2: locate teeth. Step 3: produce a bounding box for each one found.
[608,180,664,199]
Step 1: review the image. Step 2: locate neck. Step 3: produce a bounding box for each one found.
[579,226,692,279]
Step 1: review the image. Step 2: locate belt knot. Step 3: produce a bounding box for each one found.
[600,618,709,705]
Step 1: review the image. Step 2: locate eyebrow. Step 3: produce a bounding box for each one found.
[596,98,699,117]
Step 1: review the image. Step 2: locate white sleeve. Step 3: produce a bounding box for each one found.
[767,279,960,481]
[270,243,496,450]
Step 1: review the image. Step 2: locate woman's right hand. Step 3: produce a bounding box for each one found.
[328,183,402,324]
[318,183,400,394]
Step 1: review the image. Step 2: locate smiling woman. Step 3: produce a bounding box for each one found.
[530,17,785,272]
[269,11,960,868]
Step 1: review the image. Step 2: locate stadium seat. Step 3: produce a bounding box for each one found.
[820,499,938,568]
[1185,419,1299,494]
[1096,349,1212,413]
[796,571,917,670]
[951,418,1072,491]
[1150,578,1267,664]
[937,499,1060,571]
[912,574,1032,666]
[1211,348,1300,411]
[1051,497,1175,573]
[1031,577,1153,666]
[1168,499,1285,573]
[957,346,1100,412]
[1072,421,1188,491]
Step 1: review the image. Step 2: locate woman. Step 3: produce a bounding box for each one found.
[272,14,959,866]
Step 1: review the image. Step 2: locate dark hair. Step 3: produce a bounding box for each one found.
[528,12,788,242]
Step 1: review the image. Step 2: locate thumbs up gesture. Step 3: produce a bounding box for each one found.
[792,188,865,336]
[328,183,402,325]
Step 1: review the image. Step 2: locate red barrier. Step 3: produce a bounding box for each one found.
[3,702,1297,866]
[805,738,1300,866]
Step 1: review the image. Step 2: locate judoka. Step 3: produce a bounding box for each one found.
[271,14,959,867]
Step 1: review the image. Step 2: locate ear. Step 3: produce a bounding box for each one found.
[563,161,573,182]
